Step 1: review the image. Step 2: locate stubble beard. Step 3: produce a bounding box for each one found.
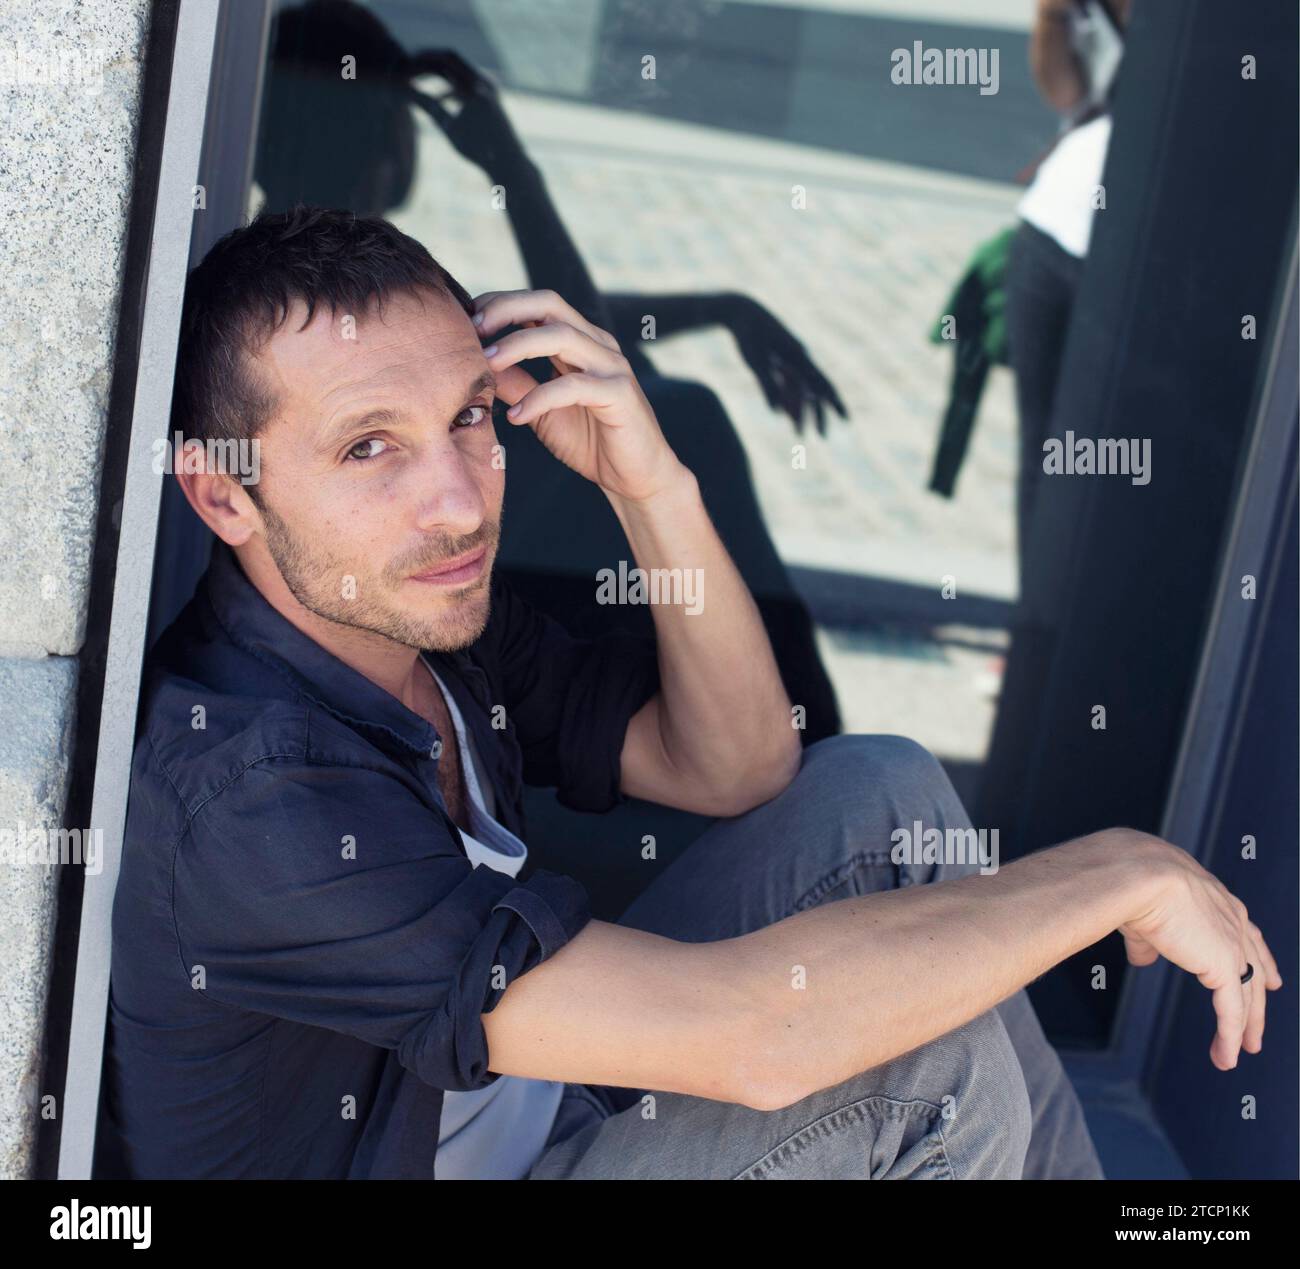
[258,496,496,653]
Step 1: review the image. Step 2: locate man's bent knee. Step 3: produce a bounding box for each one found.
[797,734,961,811]
[789,734,974,866]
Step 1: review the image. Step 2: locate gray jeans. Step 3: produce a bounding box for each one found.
[528,734,1105,1180]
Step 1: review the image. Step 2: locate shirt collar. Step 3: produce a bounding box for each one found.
[203,540,469,760]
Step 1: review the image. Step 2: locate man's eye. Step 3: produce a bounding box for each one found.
[346,437,388,461]
[455,404,490,428]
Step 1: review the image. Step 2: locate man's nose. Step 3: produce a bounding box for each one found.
[411,444,487,536]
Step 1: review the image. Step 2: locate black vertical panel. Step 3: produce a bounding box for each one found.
[1151,481,1298,1178]
[975,0,1299,1045]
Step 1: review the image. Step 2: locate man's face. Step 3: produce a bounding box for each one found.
[246,286,503,652]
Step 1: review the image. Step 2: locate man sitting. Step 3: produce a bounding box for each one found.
[97,207,1279,1180]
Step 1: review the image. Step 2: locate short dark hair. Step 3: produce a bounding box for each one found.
[171,205,474,452]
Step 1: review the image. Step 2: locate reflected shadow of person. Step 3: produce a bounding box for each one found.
[255,0,844,742]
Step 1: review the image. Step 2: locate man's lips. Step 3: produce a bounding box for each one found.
[408,546,488,585]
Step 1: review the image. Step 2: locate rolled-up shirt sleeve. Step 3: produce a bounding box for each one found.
[482,573,662,813]
[172,756,590,1092]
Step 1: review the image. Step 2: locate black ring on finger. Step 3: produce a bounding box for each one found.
[1240,963,1255,985]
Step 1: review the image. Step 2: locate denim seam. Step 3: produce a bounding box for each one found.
[731,1095,954,1180]
[789,849,896,914]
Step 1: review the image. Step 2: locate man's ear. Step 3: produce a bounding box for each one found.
[174,448,261,546]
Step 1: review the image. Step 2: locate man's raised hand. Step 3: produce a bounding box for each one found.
[472,288,686,505]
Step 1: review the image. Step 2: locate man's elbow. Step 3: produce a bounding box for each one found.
[722,992,813,1113]
[699,939,819,1113]
[735,1065,805,1113]
[716,731,802,818]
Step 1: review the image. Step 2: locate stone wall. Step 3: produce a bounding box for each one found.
[0,0,152,1178]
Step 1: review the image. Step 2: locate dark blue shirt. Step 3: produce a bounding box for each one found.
[96,542,660,1178]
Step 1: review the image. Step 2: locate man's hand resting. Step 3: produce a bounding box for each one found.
[1117,830,1283,1070]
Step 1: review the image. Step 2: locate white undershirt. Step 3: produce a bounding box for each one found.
[1017,113,1112,259]
[423,658,565,1180]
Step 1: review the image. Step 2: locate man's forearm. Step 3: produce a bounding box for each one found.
[486,827,1273,1103]
[477,286,801,811]
[720,831,1152,1109]
[606,464,800,811]
[485,835,1156,1107]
